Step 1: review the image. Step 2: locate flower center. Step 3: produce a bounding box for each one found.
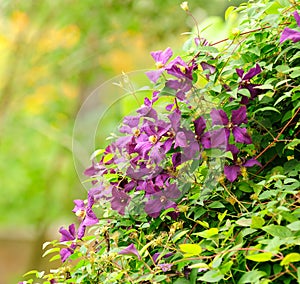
[75,209,86,219]
[149,135,158,144]
[132,128,140,137]
[227,122,234,130]
[160,196,167,204]
[155,61,164,69]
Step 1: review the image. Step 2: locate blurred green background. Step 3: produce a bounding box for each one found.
[0,0,245,283]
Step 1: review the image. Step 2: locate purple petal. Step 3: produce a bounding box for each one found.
[243,158,261,168]
[243,64,262,80]
[232,127,252,144]
[60,248,73,262]
[165,183,181,199]
[224,165,240,182]
[82,208,98,227]
[236,68,244,78]
[150,47,173,64]
[72,199,85,213]
[119,243,141,260]
[194,116,206,137]
[210,109,229,126]
[200,62,216,79]
[174,131,188,148]
[145,199,163,218]
[294,11,300,27]
[59,224,76,242]
[168,109,181,131]
[280,28,300,43]
[203,128,229,149]
[231,106,248,125]
[159,263,173,272]
[146,70,164,83]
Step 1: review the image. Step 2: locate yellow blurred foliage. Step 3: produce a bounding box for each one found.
[37,24,80,52]
[24,84,56,114]
[11,10,29,34]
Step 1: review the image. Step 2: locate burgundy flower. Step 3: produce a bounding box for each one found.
[224,157,261,182]
[110,187,131,215]
[200,62,216,80]
[210,106,252,145]
[119,243,141,260]
[280,11,300,43]
[144,183,181,218]
[236,64,262,104]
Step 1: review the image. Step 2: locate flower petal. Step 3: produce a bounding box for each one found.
[294,11,300,27]
[224,165,240,182]
[243,158,261,168]
[231,106,248,125]
[119,243,141,260]
[210,109,229,126]
[280,28,300,43]
[232,127,252,144]
[243,64,261,80]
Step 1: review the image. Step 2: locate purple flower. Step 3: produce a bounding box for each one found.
[166,79,192,101]
[166,56,194,81]
[159,263,173,272]
[110,187,131,215]
[59,224,77,262]
[146,47,173,83]
[200,62,216,80]
[224,158,261,182]
[144,183,181,218]
[236,64,262,104]
[280,11,300,43]
[193,116,211,149]
[210,106,252,145]
[119,243,141,260]
[153,252,173,263]
[72,195,98,238]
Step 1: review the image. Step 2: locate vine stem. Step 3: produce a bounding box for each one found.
[255,107,300,160]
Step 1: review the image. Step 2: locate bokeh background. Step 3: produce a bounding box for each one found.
[0,1,245,283]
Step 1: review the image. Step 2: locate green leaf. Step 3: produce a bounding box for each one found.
[103,153,114,163]
[287,221,300,232]
[197,270,224,283]
[189,263,210,269]
[251,216,265,229]
[253,107,280,114]
[179,243,202,256]
[246,252,273,262]
[42,247,60,258]
[208,201,225,208]
[172,229,190,243]
[236,218,252,227]
[280,253,300,266]
[238,270,267,283]
[225,6,236,21]
[238,88,251,98]
[173,279,190,284]
[262,225,293,238]
[193,228,219,238]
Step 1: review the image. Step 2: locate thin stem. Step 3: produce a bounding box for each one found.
[255,107,300,160]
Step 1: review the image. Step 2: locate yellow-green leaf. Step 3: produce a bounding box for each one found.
[246,253,273,262]
[103,153,114,163]
[280,253,300,266]
[193,228,219,238]
[179,243,202,256]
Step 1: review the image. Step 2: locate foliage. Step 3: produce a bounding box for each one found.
[21,0,300,283]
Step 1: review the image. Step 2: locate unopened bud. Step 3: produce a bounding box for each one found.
[180,1,189,12]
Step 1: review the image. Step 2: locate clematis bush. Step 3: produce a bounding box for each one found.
[22,0,300,283]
